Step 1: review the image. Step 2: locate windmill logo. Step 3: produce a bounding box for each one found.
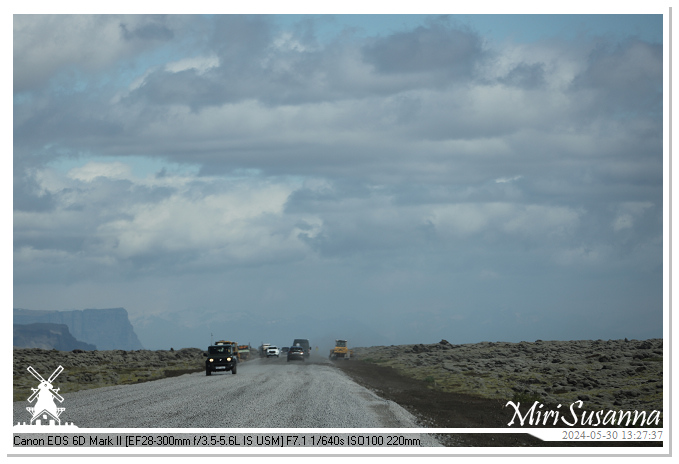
[15,365,77,428]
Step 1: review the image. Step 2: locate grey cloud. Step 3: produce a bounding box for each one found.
[570,39,662,116]
[211,15,273,61]
[14,102,126,163]
[498,62,546,89]
[14,177,56,212]
[361,23,485,80]
[13,152,59,213]
[119,17,175,41]
[124,18,490,110]
[14,15,189,93]
[128,68,222,109]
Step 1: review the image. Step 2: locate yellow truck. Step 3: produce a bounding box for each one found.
[237,344,251,361]
[215,340,240,360]
[329,339,352,360]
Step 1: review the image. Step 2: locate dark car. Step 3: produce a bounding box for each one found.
[292,338,311,357]
[287,346,305,362]
[204,344,238,375]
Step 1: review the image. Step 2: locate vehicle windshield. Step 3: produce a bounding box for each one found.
[209,346,233,354]
[336,341,347,347]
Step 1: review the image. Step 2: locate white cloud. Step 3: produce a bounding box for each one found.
[14,162,325,277]
[495,175,522,184]
[165,55,220,74]
[14,15,182,92]
[427,202,580,239]
[95,179,311,264]
[68,161,133,182]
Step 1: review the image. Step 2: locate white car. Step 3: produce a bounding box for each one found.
[266,346,280,357]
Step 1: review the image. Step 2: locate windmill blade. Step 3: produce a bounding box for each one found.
[48,365,64,383]
[27,366,45,383]
[27,389,39,403]
[50,389,64,403]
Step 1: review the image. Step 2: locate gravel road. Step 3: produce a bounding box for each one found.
[13,356,438,443]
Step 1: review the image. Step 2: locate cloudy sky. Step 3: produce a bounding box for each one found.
[12,9,667,351]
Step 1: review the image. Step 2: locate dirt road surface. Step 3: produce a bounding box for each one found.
[12,356,439,446]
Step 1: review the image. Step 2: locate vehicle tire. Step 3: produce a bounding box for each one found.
[232,364,237,375]
[206,368,211,376]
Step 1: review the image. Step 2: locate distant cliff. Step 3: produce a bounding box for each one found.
[13,308,144,350]
[13,323,97,351]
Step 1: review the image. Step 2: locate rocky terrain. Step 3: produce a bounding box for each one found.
[13,348,205,402]
[350,338,664,417]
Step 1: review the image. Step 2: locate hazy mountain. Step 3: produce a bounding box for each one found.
[13,323,97,351]
[13,308,143,350]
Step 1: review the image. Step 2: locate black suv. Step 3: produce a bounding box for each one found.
[205,344,238,375]
[287,346,305,362]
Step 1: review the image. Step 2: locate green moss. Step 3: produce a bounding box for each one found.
[13,358,204,401]
[511,391,543,404]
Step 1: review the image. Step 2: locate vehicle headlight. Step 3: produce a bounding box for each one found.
[226,357,232,362]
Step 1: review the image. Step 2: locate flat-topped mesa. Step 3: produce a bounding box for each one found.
[13,308,143,351]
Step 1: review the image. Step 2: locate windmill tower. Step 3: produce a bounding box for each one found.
[25,366,65,425]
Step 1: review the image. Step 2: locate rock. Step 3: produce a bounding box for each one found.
[639,340,654,350]
[442,363,461,373]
